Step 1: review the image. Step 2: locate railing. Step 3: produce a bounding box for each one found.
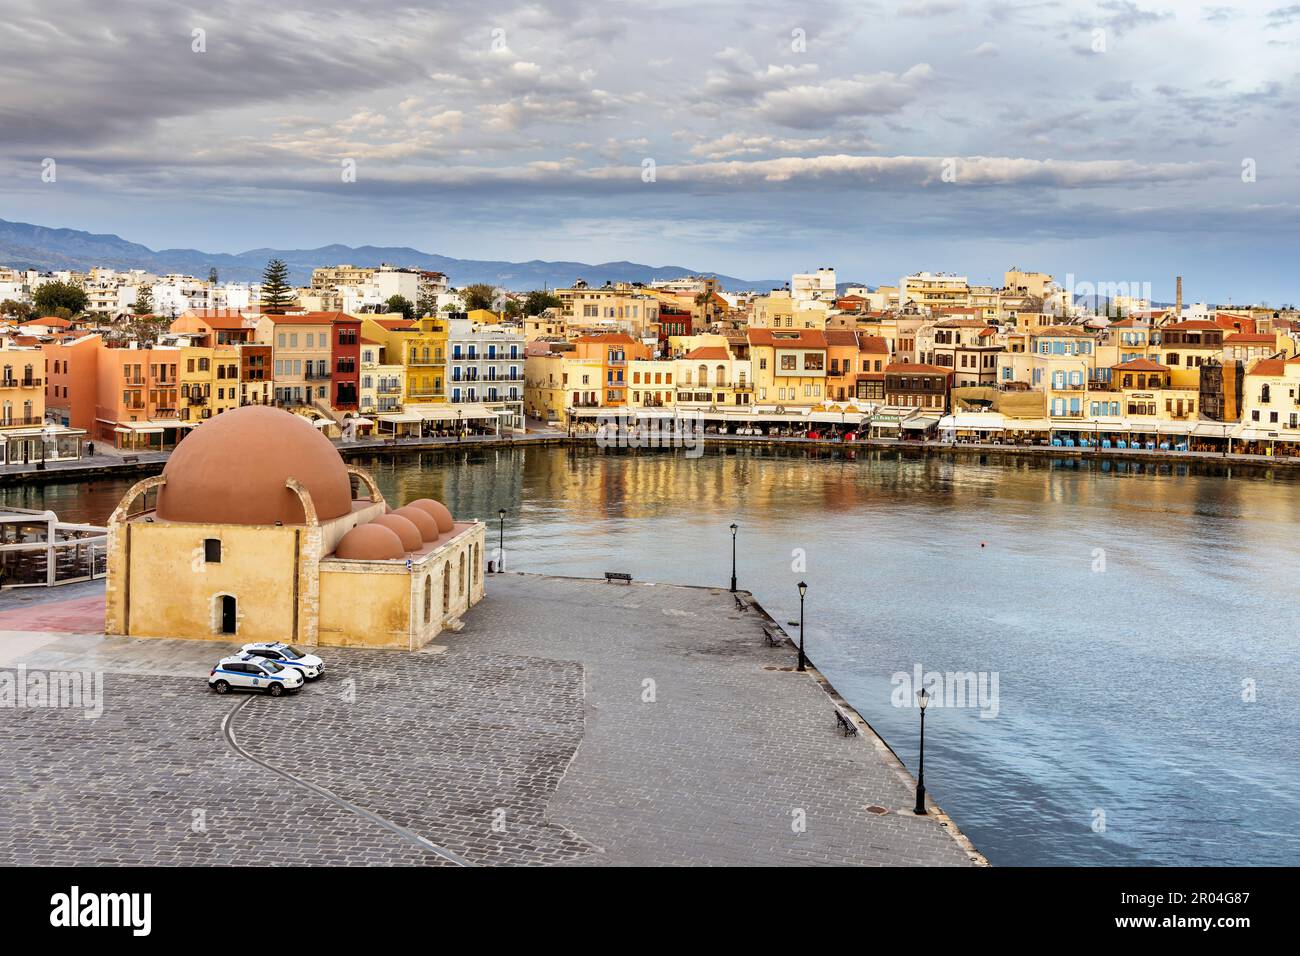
[0,415,44,428]
[376,385,402,395]
[187,394,207,405]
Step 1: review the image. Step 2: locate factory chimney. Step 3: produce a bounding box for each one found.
[1175,276,1183,319]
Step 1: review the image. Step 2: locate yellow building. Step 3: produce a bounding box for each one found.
[627,359,675,410]
[105,406,485,649]
[746,328,828,407]
[749,291,829,330]
[179,345,240,425]
[358,338,404,417]
[523,346,570,424]
[673,347,751,411]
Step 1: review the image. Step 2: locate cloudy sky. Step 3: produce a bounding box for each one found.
[2,0,1298,301]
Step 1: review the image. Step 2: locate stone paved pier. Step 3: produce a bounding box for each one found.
[0,575,982,866]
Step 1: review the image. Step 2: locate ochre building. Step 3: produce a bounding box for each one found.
[104,405,485,649]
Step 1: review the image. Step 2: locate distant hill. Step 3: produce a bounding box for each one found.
[0,218,779,291]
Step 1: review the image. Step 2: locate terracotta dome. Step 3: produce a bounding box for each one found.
[156,406,353,526]
[371,514,422,552]
[409,498,455,534]
[334,523,405,560]
[391,505,438,542]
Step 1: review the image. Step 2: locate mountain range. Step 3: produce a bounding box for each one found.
[0,218,782,292]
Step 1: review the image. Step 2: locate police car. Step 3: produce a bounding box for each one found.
[239,642,325,680]
[209,654,304,696]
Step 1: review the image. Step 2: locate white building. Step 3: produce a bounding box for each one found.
[792,267,837,304]
[447,317,525,433]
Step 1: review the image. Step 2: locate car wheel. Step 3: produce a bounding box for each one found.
[213,680,230,695]
[267,683,284,697]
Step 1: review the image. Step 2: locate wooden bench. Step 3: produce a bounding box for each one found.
[122,456,140,464]
[604,571,632,584]
[834,709,858,737]
[762,625,784,647]
[733,593,748,612]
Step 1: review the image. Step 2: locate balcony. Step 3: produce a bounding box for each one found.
[407,387,442,399]
[376,385,402,395]
[0,415,44,428]
[187,394,207,406]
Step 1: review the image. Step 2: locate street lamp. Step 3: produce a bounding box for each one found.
[457,409,463,442]
[729,523,738,593]
[497,508,506,572]
[914,687,931,814]
[796,581,808,671]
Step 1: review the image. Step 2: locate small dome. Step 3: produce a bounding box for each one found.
[409,498,455,534]
[156,406,353,526]
[335,523,404,561]
[371,514,422,552]
[392,505,438,542]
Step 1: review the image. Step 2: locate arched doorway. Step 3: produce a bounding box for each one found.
[220,595,237,634]
[442,563,450,613]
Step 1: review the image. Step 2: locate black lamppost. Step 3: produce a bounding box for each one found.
[457,409,463,442]
[796,581,808,671]
[729,523,738,592]
[497,508,506,572]
[914,687,931,814]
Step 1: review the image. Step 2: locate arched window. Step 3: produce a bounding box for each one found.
[442,563,450,613]
[716,365,726,386]
[698,364,708,386]
[423,575,432,624]
[458,551,466,596]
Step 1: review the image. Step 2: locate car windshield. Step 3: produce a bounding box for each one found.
[280,646,306,660]
[258,660,283,673]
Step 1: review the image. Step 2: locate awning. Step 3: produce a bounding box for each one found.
[631,408,677,419]
[940,413,1006,432]
[312,418,332,429]
[1002,418,1052,431]
[378,412,421,424]
[408,406,460,421]
[900,415,940,431]
[451,403,503,420]
[1233,425,1288,442]
[1192,421,1233,437]
[809,410,854,423]
[1127,420,1193,435]
[348,417,374,427]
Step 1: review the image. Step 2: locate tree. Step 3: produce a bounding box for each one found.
[385,294,415,322]
[132,285,153,316]
[0,299,34,322]
[416,290,439,318]
[523,290,562,316]
[208,267,219,285]
[259,259,294,314]
[461,283,497,312]
[33,281,87,316]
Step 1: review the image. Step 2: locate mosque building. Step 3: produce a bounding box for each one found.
[103,405,485,650]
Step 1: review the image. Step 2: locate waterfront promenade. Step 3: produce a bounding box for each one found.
[0,574,982,867]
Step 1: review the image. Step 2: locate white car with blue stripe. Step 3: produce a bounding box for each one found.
[209,654,304,696]
[240,642,325,680]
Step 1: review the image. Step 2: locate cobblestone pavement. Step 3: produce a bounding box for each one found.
[0,575,979,866]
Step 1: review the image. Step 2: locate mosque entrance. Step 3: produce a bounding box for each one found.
[220,595,237,634]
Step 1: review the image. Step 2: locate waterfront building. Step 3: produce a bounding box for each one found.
[791,267,837,304]
[920,319,1003,388]
[330,314,361,411]
[358,338,404,417]
[1222,333,1284,365]
[747,328,828,407]
[178,345,240,425]
[1154,319,1224,389]
[237,343,272,407]
[1238,356,1300,449]
[673,346,750,411]
[570,332,650,410]
[848,335,890,403]
[523,341,571,425]
[42,334,184,450]
[104,405,485,649]
[2,341,84,464]
[825,329,861,402]
[256,312,339,408]
[628,358,674,410]
[447,316,526,432]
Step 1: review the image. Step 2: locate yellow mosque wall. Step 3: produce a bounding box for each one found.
[318,567,412,648]
[120,523,301,641]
